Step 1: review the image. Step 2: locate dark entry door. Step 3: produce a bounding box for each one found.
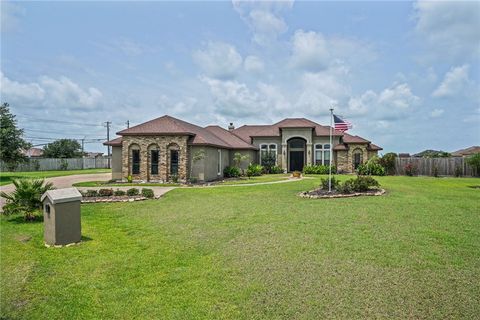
[290,151,304,172]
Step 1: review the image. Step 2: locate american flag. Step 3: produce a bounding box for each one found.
[333,114,352,132]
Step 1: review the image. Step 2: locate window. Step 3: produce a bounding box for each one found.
[217,149,222,175]
[150,150,159,175]
[260,144,277,166]
[314,144,331,166]
[132,149,140,174]
[353,150,362,169]
[170,150,179,175]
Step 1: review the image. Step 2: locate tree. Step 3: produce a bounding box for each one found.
[260,151,276,173]
[0,103,31,171]
[43,139,82,158]
[378,152,397,175]
[466,153,480,177]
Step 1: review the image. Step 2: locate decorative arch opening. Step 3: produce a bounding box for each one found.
[287,137,306,172]
[167,143,180,178]
[128,143,141,175]
[147,143,160,177]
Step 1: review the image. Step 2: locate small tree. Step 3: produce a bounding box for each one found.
[233,152,249,168]
[466,153,480,177]
[0,103,31,171]
[378,152,397,175]
[43,139,82,158]
[260,151,276,173]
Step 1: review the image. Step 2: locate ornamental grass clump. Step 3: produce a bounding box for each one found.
[319,176,380,194]
[0,178,54,221]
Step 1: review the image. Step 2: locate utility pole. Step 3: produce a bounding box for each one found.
[81,136,86,169]
[104,121,111,169]
[126,120,130,129]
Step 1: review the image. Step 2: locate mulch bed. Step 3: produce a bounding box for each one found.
[81,196,152,203]
[299,188,386,199]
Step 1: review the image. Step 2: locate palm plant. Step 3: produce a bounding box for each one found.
[0,179,54,221]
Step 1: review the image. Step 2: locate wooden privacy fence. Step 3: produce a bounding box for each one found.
[394,157,476,177]
[0,158,111,172]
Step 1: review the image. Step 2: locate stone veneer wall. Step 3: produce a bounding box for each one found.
[335,144,371,173]
[121,135,189,182]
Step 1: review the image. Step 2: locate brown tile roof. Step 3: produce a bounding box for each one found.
[21,147,44,157]
[104,137,122,146]
[342,132,371,144]
[333,144,348,151]
[204,126,258,150]
[232,118,343,142]
[368,143,383,151]
[451,146,480,157]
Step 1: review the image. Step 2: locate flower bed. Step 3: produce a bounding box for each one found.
[79,188,156,203]
[299,188,385,199]
[298,176,386,199]
[81,195,149,203]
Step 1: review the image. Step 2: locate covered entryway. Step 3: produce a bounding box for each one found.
[288,138,306,172]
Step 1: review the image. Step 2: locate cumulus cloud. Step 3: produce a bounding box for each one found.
[414,1,480,59]
[232,0,293,45]
[430,108,444,118]
[193,41,243,79]
[0,72,103,110]
[348,83,420,120]
[432,65,471,98]
[244,55,265,73]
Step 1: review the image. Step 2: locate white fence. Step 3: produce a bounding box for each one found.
[394,157,476,177]
[1,158,111,172]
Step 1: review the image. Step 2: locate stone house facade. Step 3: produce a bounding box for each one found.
[105,115,382,182]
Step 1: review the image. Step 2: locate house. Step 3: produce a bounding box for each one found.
[104,115,382,182]
[84,152,104,158]
[451,146,480,157]
[21,147,44,158]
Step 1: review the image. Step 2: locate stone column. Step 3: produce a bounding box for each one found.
[281,143,288,172]
[306,143,312,165]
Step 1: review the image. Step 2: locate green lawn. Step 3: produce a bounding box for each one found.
[0,169,111,186]
[72,181,181,187]
[1,176,479,319]
[217,173,290,185]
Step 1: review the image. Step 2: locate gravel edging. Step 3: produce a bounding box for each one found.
[298,188,386,199]
[81,196,159,203]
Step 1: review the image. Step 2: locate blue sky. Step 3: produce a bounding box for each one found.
[1,0,479,153]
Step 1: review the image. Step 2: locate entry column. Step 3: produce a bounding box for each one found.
[281,143,288,172]
[306,143,313,165]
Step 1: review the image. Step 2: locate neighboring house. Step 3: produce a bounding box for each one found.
[451,146,480,157]
[21,147,44,158]
[104,115,382,182]
[84,152,104,158]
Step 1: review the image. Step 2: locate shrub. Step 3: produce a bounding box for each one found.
[98,188,114,197]
[223,166,241,178]
[269,165,284,174]
[0,179,54,221]
[320,176,340,190]
[454,166,463,177]
[303,165,336,175]
[260,152,276,173]
[171,174,179,183]
[85,189,98,197]
[337,179,355,194]
[357,156,385,176]
[246,163,263,177]
[432,166,439,178]
[351,176,380,192]
[126,188,139,196]
[404,163,417,176]
[378,152,397,175]
[59,159,68,170]
[127,175,133,183]
[466,153,480,176]
[141,188,154,198]
[189,177,198,184]
[113,189,126,196]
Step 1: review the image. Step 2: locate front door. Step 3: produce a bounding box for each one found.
[290,151,304,172]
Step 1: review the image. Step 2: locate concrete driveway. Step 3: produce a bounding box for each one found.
[0,173,174,208]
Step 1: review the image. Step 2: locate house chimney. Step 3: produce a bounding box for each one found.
[228,122,235,131]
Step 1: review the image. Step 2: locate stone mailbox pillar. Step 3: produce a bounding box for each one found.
[41,188,82,246]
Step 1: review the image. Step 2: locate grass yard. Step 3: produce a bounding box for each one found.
[72,181,181,187]
[0,169,111,186]
[1,176,479,319]
[217,173,290,185]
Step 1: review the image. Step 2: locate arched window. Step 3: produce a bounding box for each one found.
[129,144,141,175]
[148,144,160,175]
[167,143,180,176]
[314,144,331,166]
[259,143,277,165]
[353,148,363,169]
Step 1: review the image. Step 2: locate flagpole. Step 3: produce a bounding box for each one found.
[329,107,333,192]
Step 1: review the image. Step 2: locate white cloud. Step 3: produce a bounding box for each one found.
[244,55,265,73]
[232,0,293,45]
[1,1,25,33]
[290,30,330,71]
[414,1,480,59]
[348,83,420,120]
[193,42,243,79]
[430,108,444,118]
[432,65,471,98]
[0,72,103,110]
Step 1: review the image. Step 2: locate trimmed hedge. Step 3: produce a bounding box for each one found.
[303,165,336,174]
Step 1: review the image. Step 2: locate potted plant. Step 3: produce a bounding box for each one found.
[292,171,301,178]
